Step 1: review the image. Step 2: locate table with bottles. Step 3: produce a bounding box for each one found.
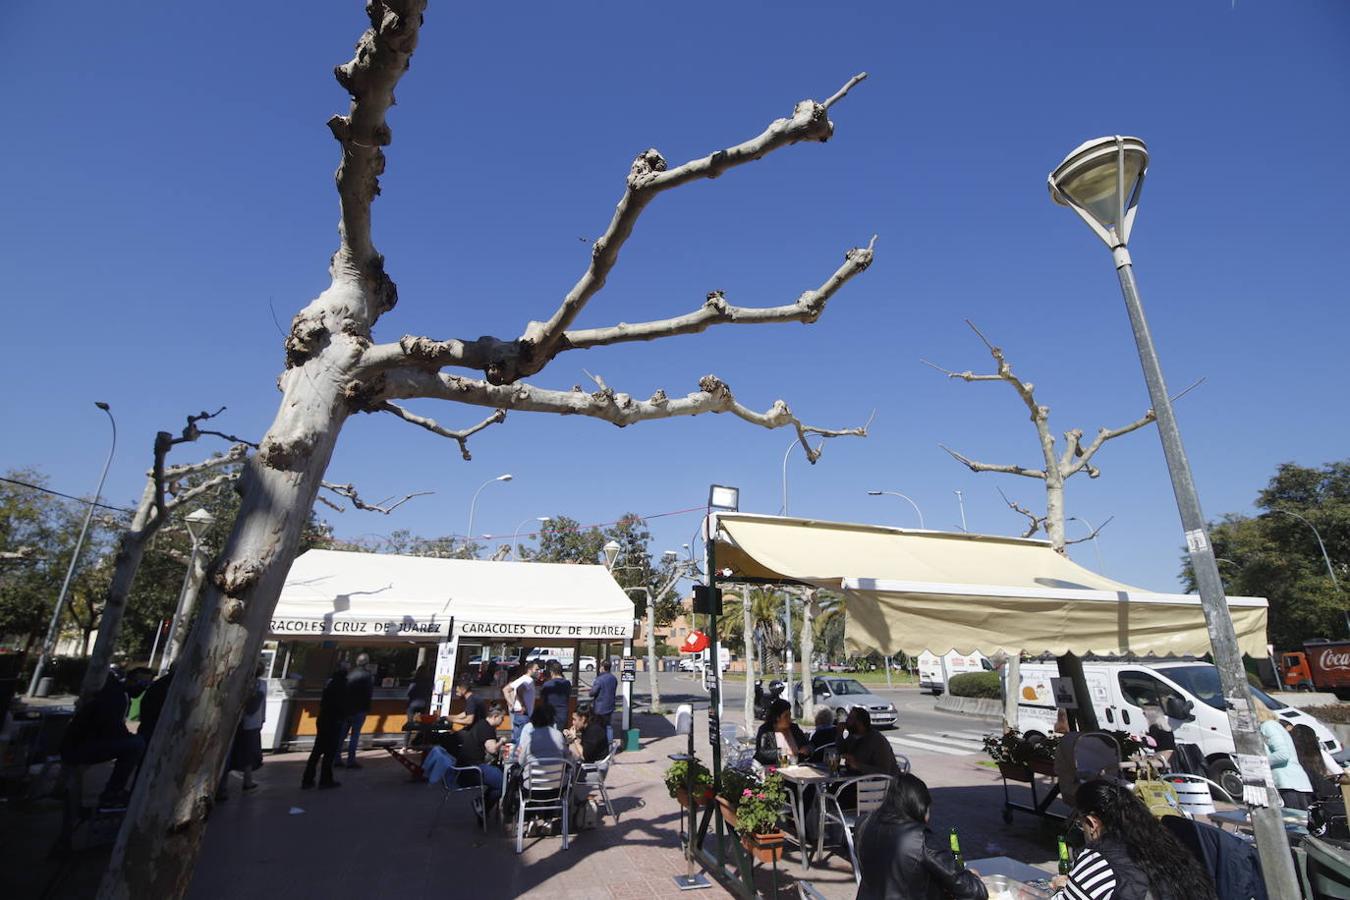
[774,757,857,873]
[964,856,1055,898]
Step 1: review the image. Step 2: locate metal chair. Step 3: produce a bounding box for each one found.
[427,763,491,835]
[1162,772,1236,817]
[816,773,893,885]
[574,740,620,821]
[516,757,574,853]
[893,753,911,775]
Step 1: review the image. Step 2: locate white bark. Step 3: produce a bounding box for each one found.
[742,586,754,728]
[101,7,875,897]
[926,320,1158,552]
[799,590,816,721]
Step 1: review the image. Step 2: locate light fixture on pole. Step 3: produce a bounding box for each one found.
[1050,134,1299,899]
[780,438,798,515]
[510,516,550,558]
[702,483,737,868]
[603,539,622,571]
[866,490,926,528]
[708,484,739,512]
[466,473,512,549]
[160,508,216,673]
[29,401,116,697]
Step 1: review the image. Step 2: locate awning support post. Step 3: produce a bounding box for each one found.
[1056,653,1097,732]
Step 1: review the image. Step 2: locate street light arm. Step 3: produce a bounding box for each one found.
[1064,515,1115,546]
[1267,508,1342,592]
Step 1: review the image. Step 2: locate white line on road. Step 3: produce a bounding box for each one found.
[888,736,975,756]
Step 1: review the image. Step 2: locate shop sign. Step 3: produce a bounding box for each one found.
[620,656,637,683]
[269,617,449,637]
[455,621,631,639]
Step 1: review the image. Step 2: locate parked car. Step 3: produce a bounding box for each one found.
[677,657,697,672]
[811,677,898,728]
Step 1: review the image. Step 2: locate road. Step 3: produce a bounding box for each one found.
[629,670,1001,762]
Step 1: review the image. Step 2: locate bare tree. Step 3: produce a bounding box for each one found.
[923,320,1162,552]
[99,5,875,896]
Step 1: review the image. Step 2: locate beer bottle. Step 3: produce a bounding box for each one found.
[949,827,964,869]
[1057,835,1072,876]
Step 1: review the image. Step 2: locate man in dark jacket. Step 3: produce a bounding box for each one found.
[540,661,572,730]
[137,666,174,749]
[840,707,901,776]
[60,671,145,807]
[301,663,348,789]
[339,653,374,768]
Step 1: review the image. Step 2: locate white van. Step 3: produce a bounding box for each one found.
[1017,659,1343,797]
[918,650,992,694]
[524,647,597,671]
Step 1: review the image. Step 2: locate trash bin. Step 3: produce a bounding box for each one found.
[35,676,55,698]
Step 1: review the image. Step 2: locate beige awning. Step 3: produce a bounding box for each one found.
[710,513,1267,658]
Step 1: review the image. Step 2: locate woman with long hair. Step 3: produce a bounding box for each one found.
[754,698,808,767]
[1291,722,1343,800]
[1256,703,1314,810]
[856,772,987,900]
[1052,780,1216,900]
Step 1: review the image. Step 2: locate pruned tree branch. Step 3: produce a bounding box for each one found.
[355,75,872,385]
[379,368,867,463]
[374,404,506,461]
[940,444,1046,479]
[319,481,433,515]
[1065,515,1115,546]
[997,487,1048,539]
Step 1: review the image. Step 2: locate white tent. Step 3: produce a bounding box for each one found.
[270,549,635,641]
[710,513,1268,658]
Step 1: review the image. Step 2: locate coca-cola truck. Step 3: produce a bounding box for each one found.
[1280,640,1350,699]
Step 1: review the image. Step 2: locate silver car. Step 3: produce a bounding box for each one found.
[811,677,898,728]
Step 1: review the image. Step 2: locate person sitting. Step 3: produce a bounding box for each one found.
[1051,779,1217,900]
[755,698,808,767]
[452,704,507,824]
[566,707,611,764]
[60,669,145,808]
[516,703,568,766]
[808,706,838,759]
[445,676,486,729]
[856,772,988,900]
[840,707,900,776]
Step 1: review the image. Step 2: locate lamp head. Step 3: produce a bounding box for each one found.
[866,490,882,496]
[184,507,216,542]
[708,484,740,512]
[496,474,513,482]
[94,401,111,412]
[603,539,622,570]
[1049,135,1148,249]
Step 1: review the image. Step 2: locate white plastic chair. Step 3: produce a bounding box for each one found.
[516,757,574,853]
[1163,772,1236,817]
[817,773,893,885]
[574,740,620,821]
[428,764,490,835]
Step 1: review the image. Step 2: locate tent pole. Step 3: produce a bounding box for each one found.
[1057,653,1098,731]
[1002,655,1020,731]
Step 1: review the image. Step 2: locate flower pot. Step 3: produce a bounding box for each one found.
[717,796,739,830]
[997,762,1033,783]
[742,830,786,863]
[675,786,715,809]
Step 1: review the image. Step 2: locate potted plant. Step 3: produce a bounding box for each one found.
[716,767,759,830]
[734,771,789,862]
[665,757,713,807]
[982,730,1060,780]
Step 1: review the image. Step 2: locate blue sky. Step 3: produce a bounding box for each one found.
[2,1,1346,593]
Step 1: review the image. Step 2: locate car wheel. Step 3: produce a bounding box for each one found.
[1208,757,1244,800]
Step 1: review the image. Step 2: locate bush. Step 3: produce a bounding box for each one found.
[1310,705,1350,725]
[948,671,1001,699]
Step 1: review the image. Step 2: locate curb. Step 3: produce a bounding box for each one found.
[935,694,1004,719]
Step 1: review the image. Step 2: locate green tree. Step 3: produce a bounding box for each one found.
[1183,461,1348,650]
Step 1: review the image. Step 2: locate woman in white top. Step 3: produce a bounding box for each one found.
[516,704,569,767]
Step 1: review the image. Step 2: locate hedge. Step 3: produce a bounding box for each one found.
[948,671,1001,699]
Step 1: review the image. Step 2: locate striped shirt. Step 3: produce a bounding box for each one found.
[1057,849,1118,900]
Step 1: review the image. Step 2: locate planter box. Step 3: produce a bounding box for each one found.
[675,786,714,808]
[742,830,786,863]
[717,796,740,830]
[997,762,1033,783]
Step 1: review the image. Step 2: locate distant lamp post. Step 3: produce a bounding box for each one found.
[603,540,622,571]
[866,490,925,528]
[29,401,116,698]
[1050,135,1298,899]
[511,516,550,558]
[159,508,216,674]
[466,473,512,548]
[1068,515,1105,570]
[1265,508,1342,593]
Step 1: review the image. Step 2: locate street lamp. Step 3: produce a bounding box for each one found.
[780,438,798,515]
[510,516,550,558]
[866,490,926,528]
[1050,135,1298,898]
[29,401,116,697]
[466,474,512,549]
[603,539,622,571]
[159,508,216,674]
[1264,508,1342,593]
[1068,515,1105,570]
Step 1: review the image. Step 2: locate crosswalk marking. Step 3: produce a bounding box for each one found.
[887,730,993,757]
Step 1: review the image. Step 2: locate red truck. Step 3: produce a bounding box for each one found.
[1280,640,1350,699]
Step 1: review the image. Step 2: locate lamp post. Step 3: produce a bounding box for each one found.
[953,490,967,532]
[159,508,216,674]
[29,402,116,697]
[780,438,798,515]
[1068,515,1105,570]
[510,516,550,558]
[1265,508,1346,635]
[705,484,738,868]
[466,474,512,551]
[1050,135,1299,898]
[866,490,926,528]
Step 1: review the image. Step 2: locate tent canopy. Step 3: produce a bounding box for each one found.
[270,550,634,641]
[710,513,1267,658]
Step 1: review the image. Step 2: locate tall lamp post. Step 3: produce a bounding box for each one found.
[1265,507,1345,634]
[466,473,512,550]
[866,490,926,528]
[159,508,215,674]
[1050,135,1299,898]
[780,438,799,515]
[1068,515,1105,570]
[704,484,739,872]
[510,515,550,558]
[29,401,116,697]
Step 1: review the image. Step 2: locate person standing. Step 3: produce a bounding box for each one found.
[339,653,374,768]
[504,660,541,744]
[60,669,145,808]
[301,663,348,789]
[540,661,572,730]
[589,659,618,744]
[1257,704,1314,810]
[405,663,433,726]
[137,665,174,749]
[218,665,266,800]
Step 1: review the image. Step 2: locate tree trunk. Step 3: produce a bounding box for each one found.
[742,586,754,728]
[99,339,356,898]
[799,590,815,721]
[80,480,157,702]
[1045,474,1066,553]
[644,592,661,714]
